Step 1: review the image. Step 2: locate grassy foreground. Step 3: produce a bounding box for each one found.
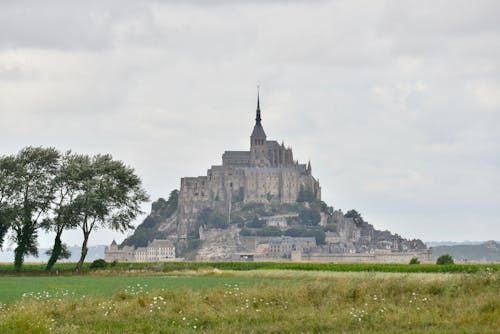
[0,270,499,333]
[0,274,277,303]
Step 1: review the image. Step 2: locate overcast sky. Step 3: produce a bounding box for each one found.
[1,0,499,248]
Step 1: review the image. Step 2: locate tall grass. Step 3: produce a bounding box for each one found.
[0,270,498,333]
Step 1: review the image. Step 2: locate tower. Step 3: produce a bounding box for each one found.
[250,89,268,166]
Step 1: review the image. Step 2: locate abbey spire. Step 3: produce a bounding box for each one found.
[256,88,261,124]
[250,88,266,142]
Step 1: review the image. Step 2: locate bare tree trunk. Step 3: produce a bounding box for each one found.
[14,238,25,270]
[75,231,90,273]
[46,227,63,271]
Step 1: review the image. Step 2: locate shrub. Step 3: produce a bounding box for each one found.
[230,215,245,227]
[323,224,337,232]
[284,227,326,245]
[255,226,282,237]
[436,254,454,265]
[186,239,201,252]
[309,229,326,245]
[247,216,266,228]
[198,208,228,229]
[297,186,316,203]
[240,228,253,236]
[285,227,306,237]
[90,259,107,269]
[110,260,118,267]
[242,202,265,211]
[345,209,364,226]
[298,207,321,226]
[409,257,420,265]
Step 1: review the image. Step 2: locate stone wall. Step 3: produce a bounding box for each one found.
[300,250,432,263]
[177,163,320,236]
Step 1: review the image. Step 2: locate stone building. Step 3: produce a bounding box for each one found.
[104,240,135,262]
[144,239,176,261]
[264,214,298,230]
[268,236,317,258]
[176,93,321,236]
[104,239,176,262]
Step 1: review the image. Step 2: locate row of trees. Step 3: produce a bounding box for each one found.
[0,147,148,271]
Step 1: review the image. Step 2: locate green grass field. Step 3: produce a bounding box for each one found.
[0,274,280,303]
[1,262,499,333]
[0,268,499,333]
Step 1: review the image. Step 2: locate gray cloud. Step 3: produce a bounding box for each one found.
[0,1,157,50]
[0,0,499,248]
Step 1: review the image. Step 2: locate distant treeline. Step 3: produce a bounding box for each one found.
[0,261,498,276]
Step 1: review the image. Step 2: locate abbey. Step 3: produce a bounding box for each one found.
[177,93,321,236]
[120,93,430,262]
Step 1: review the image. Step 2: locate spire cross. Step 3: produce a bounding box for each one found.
[256,85,261,123]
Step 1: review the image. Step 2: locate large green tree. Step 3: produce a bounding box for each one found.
[42,152,90,271]
[0,155,19,249]
[73,154,148,272]
[9,147,60,269]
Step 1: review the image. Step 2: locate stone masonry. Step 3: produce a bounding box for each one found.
[176,93,321,236]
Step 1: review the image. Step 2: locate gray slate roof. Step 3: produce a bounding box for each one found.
[251,123,266,138]
[223,151,251,157]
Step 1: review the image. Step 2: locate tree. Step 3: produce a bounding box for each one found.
[73,154,149,272]
[9,147,60,269]
[297,186,315,203]
[409,257,420,265]
[255,226,282,237]
[345,209,364,226]
[285,227,325,245]
[197,208,228,229]
[309,229,326,245]
[285,227,307,237]
[345,209,362,219]
[45,243,71,261]
[0,155,19,249]
[42,152,89,271]
[239,228,253,236]
[298,207,321,226]
[247,215,265,228]
[436,254,454,265]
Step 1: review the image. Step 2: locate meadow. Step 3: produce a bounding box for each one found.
[0,264,499,333]
[1,261,499,275]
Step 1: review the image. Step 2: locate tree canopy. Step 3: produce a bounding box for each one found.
[0,147,148,271]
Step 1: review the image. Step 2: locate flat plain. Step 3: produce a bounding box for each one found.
[0,263,499,333]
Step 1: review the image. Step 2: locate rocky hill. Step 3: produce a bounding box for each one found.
[119,97,429,262]
[122,189,428,261]
[431,241,500,262]
[121,190,179,248]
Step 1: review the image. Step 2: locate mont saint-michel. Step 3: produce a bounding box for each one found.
[114,94,430,263]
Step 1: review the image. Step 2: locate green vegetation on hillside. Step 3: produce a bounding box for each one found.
[121,190,178,247]
[198,208,228,230]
